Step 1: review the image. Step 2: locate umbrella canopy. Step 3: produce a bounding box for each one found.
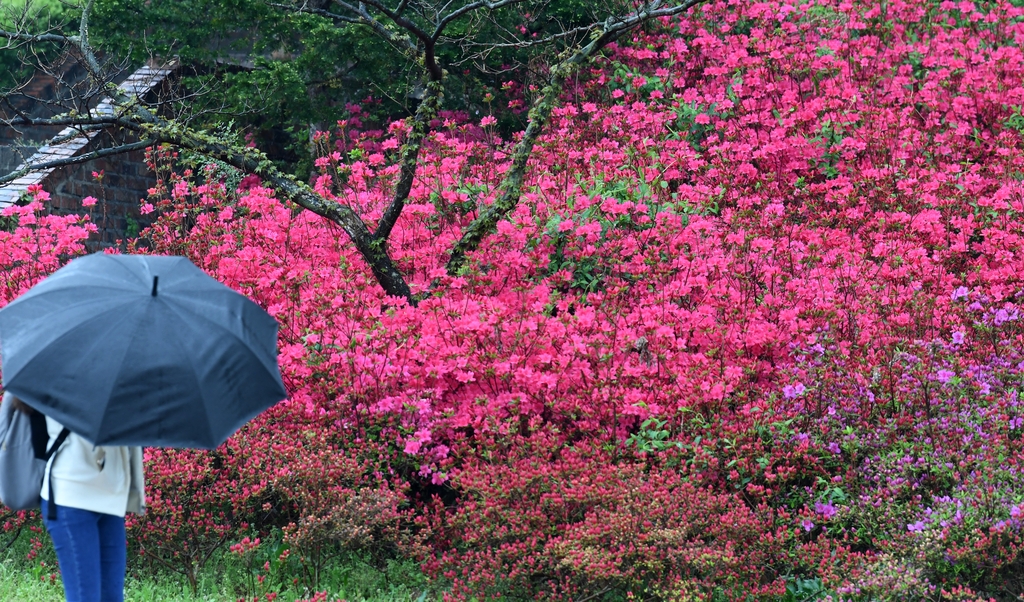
[0,253,287,448]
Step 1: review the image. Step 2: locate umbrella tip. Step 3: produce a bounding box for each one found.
[152,276,159,297]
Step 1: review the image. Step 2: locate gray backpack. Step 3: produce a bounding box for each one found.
[0,392,69,514]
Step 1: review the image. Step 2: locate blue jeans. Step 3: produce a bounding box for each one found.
[41,500,126,602]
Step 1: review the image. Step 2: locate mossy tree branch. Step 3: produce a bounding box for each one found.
[374,78,444,241]
[445,0,711,274]
[147,126,415,303]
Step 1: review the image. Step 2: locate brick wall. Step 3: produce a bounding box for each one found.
[44,130,154,250]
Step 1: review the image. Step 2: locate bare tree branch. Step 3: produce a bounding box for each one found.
[355,0,433,44]
[267,2,361,24]
[445,21,594,52]
[431,0,522,41]
[274,0,421,56]
[2,115,131,128]
[141,125,416,301]
[0,138,157,186]
[345,0,445,79]
[4,96,415,303]
[0,29,68,45]
[76,0,102,78]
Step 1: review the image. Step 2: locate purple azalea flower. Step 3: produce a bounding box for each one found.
[814,501,837,519]
[783,382,806,399]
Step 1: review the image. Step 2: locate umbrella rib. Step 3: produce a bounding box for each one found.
[1,297,140,382]
[163,296,281,379]
[92,304,213,448]
[160,299,284,444]
[156,306,218,447]
[90,253,162,289]
[11,256,156,298]
[4,284,143,313]
[5,301,145,437]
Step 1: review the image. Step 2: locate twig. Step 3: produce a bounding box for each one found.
[0,139,157,186]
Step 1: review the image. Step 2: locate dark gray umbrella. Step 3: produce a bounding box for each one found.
[0,253,287,448]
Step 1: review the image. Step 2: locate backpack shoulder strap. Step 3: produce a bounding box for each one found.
[44,428,70,461]
[29,412,49,459]
[44,428,70,521]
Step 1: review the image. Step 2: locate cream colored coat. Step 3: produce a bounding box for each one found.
[41,417,145,517]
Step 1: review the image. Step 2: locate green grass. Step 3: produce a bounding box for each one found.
[0,527,439,601]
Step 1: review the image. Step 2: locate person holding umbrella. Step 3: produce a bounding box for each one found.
[5,391,144,602]
[0,253,287,602]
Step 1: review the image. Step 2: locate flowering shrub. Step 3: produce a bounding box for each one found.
[0,186,95,301]
[0,186,94,564]
[424,436,796,600]
[7,0,1024,599]
[128,411,422,595]
[124,0,1024,596]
